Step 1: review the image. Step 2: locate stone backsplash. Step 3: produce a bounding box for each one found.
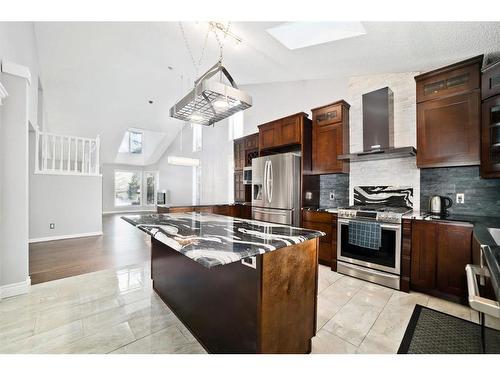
[420,166,500,217]
[319,173,350,208]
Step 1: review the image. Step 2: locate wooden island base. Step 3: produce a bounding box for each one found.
[151,237,319,354]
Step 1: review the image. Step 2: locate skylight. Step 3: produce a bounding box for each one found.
[119,130,143,154]
[266,22,366,50]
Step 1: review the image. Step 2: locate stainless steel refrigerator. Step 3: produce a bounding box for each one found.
[251,152,301,226]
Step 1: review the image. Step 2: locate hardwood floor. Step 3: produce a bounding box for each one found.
[29,213,151,285]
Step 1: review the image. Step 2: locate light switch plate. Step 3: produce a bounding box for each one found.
[329,191,335,200]
[49,223,55,229]
[456,193,465,204]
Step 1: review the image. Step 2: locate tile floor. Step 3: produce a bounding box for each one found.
[1,263,498,354]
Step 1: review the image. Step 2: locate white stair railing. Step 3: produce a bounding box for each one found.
[35,130,100,176]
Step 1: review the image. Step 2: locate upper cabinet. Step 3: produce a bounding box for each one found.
[233,132,259,203]
[415,55,483,168]
[234,138,246,171]
[481,61,500,178]
[311,100,350,174]
[258,113,309,150]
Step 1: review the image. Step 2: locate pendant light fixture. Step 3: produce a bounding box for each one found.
[170,22,252,126]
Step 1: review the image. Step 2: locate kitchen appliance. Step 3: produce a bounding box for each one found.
[251,153,301,226]
[243,166,252,185]
[429,195,453,216]
[338,87,416,161]
[336,186,413,290]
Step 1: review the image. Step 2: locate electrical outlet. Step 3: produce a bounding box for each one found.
[456,193,465,204]
[329,191,335,201]
[49,223,55,229]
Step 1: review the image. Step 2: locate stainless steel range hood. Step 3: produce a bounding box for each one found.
[170,61,252,126]
[339,86,416,162]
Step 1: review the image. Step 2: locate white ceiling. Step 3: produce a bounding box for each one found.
[33,22,500,164]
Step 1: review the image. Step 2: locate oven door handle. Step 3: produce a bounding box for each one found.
[337,218,402,230]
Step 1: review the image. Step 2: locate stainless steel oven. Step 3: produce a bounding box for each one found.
[243,166,252,185]
[337,218,402,289]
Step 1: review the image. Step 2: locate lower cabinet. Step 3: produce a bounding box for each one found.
[410,220,473,303]
[301,210,337,268]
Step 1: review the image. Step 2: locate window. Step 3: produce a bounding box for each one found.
[192,124,202,152]
[144,171,158,205]
[114,170,142,206]
[228,111,244,141]
[119,130,143,154]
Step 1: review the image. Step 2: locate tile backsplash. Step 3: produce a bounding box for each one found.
[420,166,500,217]
[319,174,349,208]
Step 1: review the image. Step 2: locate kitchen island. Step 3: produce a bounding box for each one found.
[122,212,324,354]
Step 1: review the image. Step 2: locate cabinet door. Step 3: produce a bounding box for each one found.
[234,171,245,202]
[280,116,301,146]
[481,96,500,178]
[313,122,344,173]
[234,139,245,170]
[417,92,480,168]
[482,62,500,100]
[245,133,259,150]
[259,122,281,149]
[436,223,472,299]
[301,220,332,265]
[417,63,480,103]
[411,221,438,290]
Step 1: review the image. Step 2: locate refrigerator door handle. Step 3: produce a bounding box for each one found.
[267,160,273,204]
[263,160,268,203]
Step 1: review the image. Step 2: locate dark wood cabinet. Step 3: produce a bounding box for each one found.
[234,138,245,171]
[416,92,480,168]
[410,221,438,290]
[481,62,500,178]
[410,220,472,303]
[233,133,259,202]
[258,113,309,150]
[301,210,337,268]
[311,100,350,174]
[436,223,473,297]
[259,121,281,149]
[400,218,412,293]
[482,60,500,100]
[415,55,482,168]
[234,170,245,202]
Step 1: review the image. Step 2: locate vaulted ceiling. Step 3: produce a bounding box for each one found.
[33,22,500,164]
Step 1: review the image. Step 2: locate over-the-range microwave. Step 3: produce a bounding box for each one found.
[243,166,252,185]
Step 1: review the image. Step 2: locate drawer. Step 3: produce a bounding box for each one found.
[302,210,334,223]
[313,103,343,126]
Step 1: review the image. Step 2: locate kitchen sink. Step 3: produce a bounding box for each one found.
[488,227,500,245]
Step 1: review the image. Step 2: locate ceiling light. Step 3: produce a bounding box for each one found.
[267,22,366,50]
[189,111,204,123]
[213,98,230,110]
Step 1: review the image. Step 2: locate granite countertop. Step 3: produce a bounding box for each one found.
[122,212,325,269]
[157,202,251,208]
[404,210,500,303]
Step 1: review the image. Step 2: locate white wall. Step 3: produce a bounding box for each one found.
[347,73,421,208]
[29,133,103,240]
[0,72,30,293]
[0,22,41,127]
[241,78,349,135]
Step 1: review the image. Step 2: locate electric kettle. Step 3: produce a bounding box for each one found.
[429,195,453,216]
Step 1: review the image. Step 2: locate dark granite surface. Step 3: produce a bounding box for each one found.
[122,212,324,269]
[302,206,338,213]
[420,166,500,216]
[405,210,500,303]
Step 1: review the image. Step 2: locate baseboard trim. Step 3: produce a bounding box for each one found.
[29,231,103,243]
[102,209,156,215]
[0,276,31,299]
